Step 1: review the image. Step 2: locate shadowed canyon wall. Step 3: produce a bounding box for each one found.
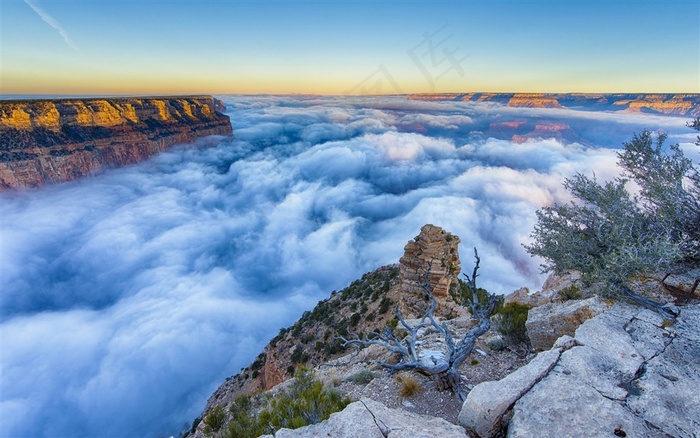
[0,96,232,189]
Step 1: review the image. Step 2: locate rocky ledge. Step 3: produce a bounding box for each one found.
[0,95,232,189]
[186,225,699,438]
[460,302,700,437]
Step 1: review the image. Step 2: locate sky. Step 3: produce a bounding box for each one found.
[1,0,699,95]
[1,95,697,437]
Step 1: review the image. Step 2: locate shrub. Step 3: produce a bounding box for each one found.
[470,358,479,365]
[221,367,350,438]
[557,285,582,301]
[526,127,699,312]
[323,339,343,356]
[260,368,350,434]
[396,374,422,397]
[291,347,309,364]
[346,370,375,385]
[493,302,530,346]
[487,339,507,352]
[221,369,351,438]
[349,312,361,327]
[452,280,503,313]
[203,405,226,435]
[378,297,392,314]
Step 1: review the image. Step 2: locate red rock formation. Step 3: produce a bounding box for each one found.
[507,94,563,109]
[490,121,527,130]
[0,95,232,189]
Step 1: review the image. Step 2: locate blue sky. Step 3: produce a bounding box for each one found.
[2,1,699,95]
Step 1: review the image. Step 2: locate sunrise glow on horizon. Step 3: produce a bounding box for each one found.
[2,0,699,96]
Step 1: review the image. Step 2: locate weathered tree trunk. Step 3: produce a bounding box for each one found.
[620,284,678,320]
[340,249,497,400]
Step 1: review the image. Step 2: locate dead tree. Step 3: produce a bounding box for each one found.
[340,248,498,401]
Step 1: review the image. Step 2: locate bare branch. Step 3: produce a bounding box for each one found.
[337,249,497,399]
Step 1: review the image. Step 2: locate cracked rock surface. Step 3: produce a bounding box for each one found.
[266,398,467,438]
[460,303,700,438]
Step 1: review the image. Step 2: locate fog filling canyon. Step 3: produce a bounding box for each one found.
[1,95,696,437]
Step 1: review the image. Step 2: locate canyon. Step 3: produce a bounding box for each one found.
[0,95,232,189]
[188,224,700,438]
[408,93,700,117]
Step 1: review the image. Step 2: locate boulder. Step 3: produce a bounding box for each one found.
[508,373,655,438]
[274,398,467,438]
[625,305,700,437]
[505,271,590,308]
[663,268,700,296]
[458,348,563,437]
[525,297,607,351]
[506,303,700,438]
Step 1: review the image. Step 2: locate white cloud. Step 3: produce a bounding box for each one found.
[1,95,694,438]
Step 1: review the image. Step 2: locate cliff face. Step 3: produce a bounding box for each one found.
[199,225,465,418]
[0,95,232,189]
[408,93,700,117]
[398,224,464,318]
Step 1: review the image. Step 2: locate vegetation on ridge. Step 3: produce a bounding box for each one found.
[526,119,700,318]
[203,367,350,438]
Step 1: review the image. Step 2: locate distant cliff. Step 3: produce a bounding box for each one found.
[408,93,700,117]
[0,95,232,189]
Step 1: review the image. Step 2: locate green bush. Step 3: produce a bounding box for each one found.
[452,279,503,313]
[221,367,351,438]
[526,127,699,309]
[378,297,392,314]
[493,302,530,346]
[346,370,375,385]
[557,285,582,301]
[487,339,507,352]
[203,405,226,435]
[291,347,309,364]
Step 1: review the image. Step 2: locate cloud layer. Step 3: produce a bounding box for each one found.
[0,95,694,437]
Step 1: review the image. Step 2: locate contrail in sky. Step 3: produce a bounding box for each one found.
[23,0,80,52]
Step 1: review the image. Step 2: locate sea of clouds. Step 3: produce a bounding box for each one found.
[0,95,696,437]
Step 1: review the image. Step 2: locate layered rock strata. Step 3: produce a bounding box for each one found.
[398,224,463,318]
[408,93,700,116]
[0,95,232,189]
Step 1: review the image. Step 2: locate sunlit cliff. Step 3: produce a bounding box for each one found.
[0,96,232,189]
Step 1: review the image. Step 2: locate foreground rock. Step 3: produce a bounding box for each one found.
[264,398,467,438]
[460,303,700,437]
[0,95,232,189]
[457,347,564,437]
[525,296,608,351]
